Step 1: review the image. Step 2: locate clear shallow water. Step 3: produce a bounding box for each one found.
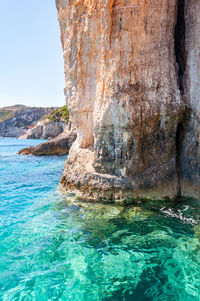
[0,138,200,301]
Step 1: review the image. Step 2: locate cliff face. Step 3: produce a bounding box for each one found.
[19,120,66,139]
[179,0,200,199]
[0,106,54,138]
[19,105,69,140]
[56,0,200,201]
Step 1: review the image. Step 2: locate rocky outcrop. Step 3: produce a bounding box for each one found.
[56,0,200,201]
[19,120,66,139]
[18,126,77,156]
[18,146,35,155]
[18,105,69,139]
[0,105,54,137]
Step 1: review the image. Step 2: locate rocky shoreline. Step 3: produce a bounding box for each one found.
[18,126,76,156]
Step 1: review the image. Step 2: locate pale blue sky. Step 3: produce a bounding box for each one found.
[0,0,65,108]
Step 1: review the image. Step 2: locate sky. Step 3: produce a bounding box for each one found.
[0,0,65,108]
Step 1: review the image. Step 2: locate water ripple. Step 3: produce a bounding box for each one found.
[0,139,200,300]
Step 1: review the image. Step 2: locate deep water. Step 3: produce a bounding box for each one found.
[0,138,200,301]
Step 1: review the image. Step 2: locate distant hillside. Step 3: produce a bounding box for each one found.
[0,105,56,137]
[0,105,56,123]
[42,105,69,123]
[19,105,70,140]
[1,104,26,110]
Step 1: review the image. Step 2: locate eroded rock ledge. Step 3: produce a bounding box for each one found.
[56,0,200,201]
[18,127,76,156]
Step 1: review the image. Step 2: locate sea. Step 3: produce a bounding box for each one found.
[0,138,200,300]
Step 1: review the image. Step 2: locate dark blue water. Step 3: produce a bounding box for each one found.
[0,138,200,300]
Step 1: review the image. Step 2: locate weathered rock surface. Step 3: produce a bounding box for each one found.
[18,126,77,156]
[19,120,66,140]
[179,0,200,199]
[0,105,54,137]
[56,0,200,201]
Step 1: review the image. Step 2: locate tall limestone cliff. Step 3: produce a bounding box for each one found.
[56,0,200,201]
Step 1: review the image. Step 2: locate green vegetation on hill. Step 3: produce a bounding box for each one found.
[0,110,14,122]
[47,105,69,123]
[0,105,57,123]
[0,104,69,124]
[0,105,26,122]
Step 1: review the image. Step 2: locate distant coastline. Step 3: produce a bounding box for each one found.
[0,105,69,140]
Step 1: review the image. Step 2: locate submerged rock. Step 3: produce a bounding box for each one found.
[61,193,152,222]
[121,207,152,221]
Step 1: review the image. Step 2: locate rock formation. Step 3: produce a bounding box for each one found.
[0,105,54,137]
[18,125,76,156]
[179,0,200,199]
[18,105,69,139]
[19,120,66,139]
[56,0,200,201]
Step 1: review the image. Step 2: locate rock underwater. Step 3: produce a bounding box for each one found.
[55,0,199,202]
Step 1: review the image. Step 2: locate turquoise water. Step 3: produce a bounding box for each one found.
[0,138,200,300]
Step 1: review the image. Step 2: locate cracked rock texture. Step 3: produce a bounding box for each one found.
[56,0,199,201]
[180,0,200,199]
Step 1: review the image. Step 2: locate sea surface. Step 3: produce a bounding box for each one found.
[0,138,200,301]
